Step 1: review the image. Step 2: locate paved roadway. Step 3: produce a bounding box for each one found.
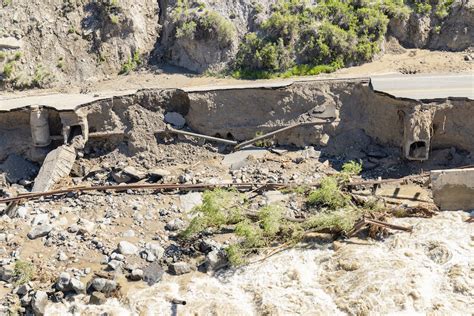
[0,73,472,112]
[0,90,137,112]
[370,73,473,100]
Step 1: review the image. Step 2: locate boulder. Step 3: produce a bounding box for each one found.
[179,192,203,212]
[27,224,53,239]
[164,112,186,129]
[130,269,144,281]
[169,262,191,275]
[143,262,164,286]
[117,241,139,255]
[144,242,165,262]
[31,291,48,316]
[0,265,14,282]
[70,278,86,294]
[55,272,71,292]
[165,218,185,231]
[89,291,107,305]
[204,250,228,272]
[107,260,124,271]
[90,278,117,293]
[112,171,132,184]
[122,166,146,180]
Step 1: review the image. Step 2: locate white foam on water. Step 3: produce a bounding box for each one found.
[45,211,473,315]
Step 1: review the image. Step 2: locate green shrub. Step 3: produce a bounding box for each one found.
[13,51,22,61]
[176,20,197,39]
[379,0,412,19]
[258,204,283,237]
[200,10,236,47]
[226,244,247,266]
[109,14,120,24]
[412,0,432,15]
[304,209,359,232]
[57,57,65,69]
[31,65,52,87]
[172,3,235,49]
[119,51,141,75]
[307,177,350,209]
[181,189,245,238]
[341,160,363,175]
[235,220,265,248]
[2,61,15,79]
[14,260,35,285]
[233,0,396,79]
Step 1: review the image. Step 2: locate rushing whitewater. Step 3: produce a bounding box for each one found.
[45,211,473,315]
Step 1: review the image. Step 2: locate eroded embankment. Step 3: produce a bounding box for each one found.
[1,78,473,165]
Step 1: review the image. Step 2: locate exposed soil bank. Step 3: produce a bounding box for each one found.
[1,78,473,166]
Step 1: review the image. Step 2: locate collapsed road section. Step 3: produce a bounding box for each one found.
[0,74,473,207]
[0,74,473,315]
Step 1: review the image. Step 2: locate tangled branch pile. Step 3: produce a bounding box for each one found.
[179,161,426,266]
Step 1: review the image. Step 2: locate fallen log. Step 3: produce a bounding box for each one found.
[364,218,413,232]
[348,217,413,237]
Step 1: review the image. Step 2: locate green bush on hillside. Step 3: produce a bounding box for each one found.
[232,0,454,79]
[173,1,236,49]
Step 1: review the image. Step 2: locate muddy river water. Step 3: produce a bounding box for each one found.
[45,211,473,315]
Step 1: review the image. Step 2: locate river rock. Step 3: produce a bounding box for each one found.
[117,241,139,255]
[148,168,170,180]
[179,192,203,212]
[89,291,107,305]
[31,213,49,226]
[31,290,48,315]
[112,171,132,184]
[27,224,52,239]
[90,278,117,293]
[144,242,164,261]
[143,262,164,286]
[56,272,71,292]
[123,166,146,180]
[164,112,186,129]
[165,218,185,231]
[130,268,144,281]
[16,284,31,296]
[0,265,14,282]
[107,260,124,271]
[70,278,86,294]
[16,206,29,219]
[170,262,191,275]
[204,250,228,272]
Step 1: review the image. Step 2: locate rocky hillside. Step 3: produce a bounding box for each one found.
[0,0,472,89]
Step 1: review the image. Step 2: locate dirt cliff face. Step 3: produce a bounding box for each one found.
[0,0,472,90]
[0,0,159,89]
[388,0,473,50]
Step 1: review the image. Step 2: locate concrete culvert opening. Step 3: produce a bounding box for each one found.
[408,140,429,160]
[67,125,83,143]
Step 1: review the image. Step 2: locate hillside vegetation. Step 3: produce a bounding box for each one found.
[0,0,471,89]
[232,0,457,78]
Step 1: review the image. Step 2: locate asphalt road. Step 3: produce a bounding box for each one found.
[370,73,473,100]
[0,73,472,112]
